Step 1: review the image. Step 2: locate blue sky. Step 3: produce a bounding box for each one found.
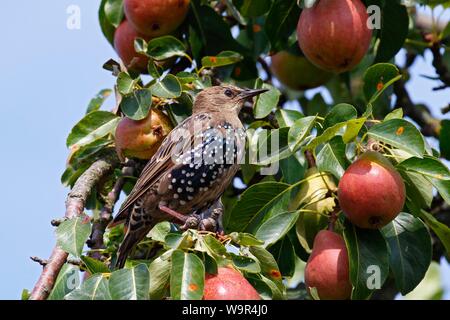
[0,1,448,299]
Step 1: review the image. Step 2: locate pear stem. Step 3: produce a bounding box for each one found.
[328,208,339,232]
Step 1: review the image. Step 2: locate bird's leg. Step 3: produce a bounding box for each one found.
[199,201,224,233]
[158,204,200,231]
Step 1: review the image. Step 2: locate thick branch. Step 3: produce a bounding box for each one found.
[430,42,450,89]
[29,154,119,300]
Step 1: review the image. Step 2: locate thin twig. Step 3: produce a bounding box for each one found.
[29,154,119,300]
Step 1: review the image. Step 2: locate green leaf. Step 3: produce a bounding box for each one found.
[55,215,92,258]
[323,103,357,129]
[306,119,363,151]
[249,246,284,292]
[375,3,409,63]
[120,89,153,120]
[109,264,150,300]
[280,155,306,185]
[343,118,367,143]
[150,74,182,99]
[343,220,389,300]
[230,253,261,273]
[81,256,110,275]
[99,0,115,45]
[66,111,120,148]
[170,250,205,300]
[86,89,112,114]
[363,63,401,103]
[255,127,292,165]
[201,51,243,68]
[148,222,172,243]
[48,264,80,300]
[288,116,317,152]
[117,72,138,95]
[149,250,172,300]
[265,0,300,51]
[104,0,124,28]
[368,119,425,157]
[397,156,450,180]
[381,212,432,295]
[440,120,450,160]
[401,171,434,209]
[268,236,296,277]
[65,274,111,300]
[384,108,403,121]
[224,182,290,233]
[316,136,350,179]
[229,232,264,246]
[254,82,280,119]
[431,179,450,204]
[234,0,272,17]
[203,234,229,258]
[275,109,304,128]
[146,36,187,60]
[255,211,300,248]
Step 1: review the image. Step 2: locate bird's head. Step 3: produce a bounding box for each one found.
[193,85,268,114]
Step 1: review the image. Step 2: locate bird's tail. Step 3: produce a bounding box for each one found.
[115,227,149,269]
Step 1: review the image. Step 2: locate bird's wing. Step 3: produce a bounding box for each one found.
[111,112,212,225]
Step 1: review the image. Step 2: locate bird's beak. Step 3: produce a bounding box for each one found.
[238,88,269,101]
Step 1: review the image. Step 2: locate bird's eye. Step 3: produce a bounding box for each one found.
[224,89,234,97]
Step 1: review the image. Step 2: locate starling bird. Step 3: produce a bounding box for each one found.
[110,85,267,268]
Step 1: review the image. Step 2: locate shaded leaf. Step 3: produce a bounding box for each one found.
[56,215,92,258]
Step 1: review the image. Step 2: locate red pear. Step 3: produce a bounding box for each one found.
[115,109,173,161]
[305,230,352,300]
[124,0,190,37]
[338,151,406,229]
[114,20,150,73]
[203,267,260,300]
[297,0,372,73]
[271,51,333,91]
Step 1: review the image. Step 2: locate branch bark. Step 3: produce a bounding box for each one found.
[87,165,135,260]
[29,154,119,300]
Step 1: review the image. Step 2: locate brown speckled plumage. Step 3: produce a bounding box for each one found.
[110,85,268,268]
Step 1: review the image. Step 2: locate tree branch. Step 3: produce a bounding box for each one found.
[87,165,135,260]
[393,78,441,138]
[29,154,119,300]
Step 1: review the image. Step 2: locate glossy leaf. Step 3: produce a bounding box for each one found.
[397,156,450,180]
[316,136,350,179]
[363,63,401,103]
[255,211,300,248]
[146,36,187,60]
[343,221,389,300]
[150,75,182,99]
[120,89,153,120]
[86,89,112,114]
[48,264,80,300]
[81,256,110,275]
[224,182,290,233]
[65,274,111,300]
[66,111,119,148]
[381,212,432,295]
[254,82,280,119]
[288,116,317,152]
[368,119,425,157]
[109,264,150,300]
[170,250,205,300]
[201,51,243,68]
[55,215,92,258]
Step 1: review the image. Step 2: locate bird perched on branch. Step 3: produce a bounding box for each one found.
[110,85,267,268]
